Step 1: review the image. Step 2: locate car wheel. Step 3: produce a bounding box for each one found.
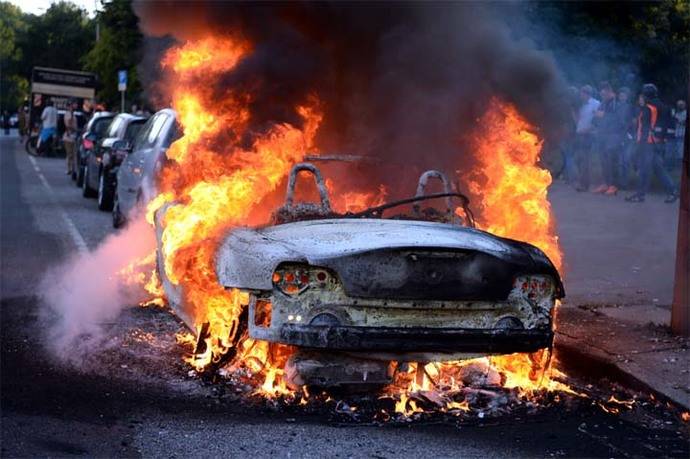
[76,161,85,187]
[112,193,126,229]
[82,166,96,198]
[25,136,38,156]
[97,171,114,211]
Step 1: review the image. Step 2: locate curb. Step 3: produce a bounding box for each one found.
[554,337,690,411]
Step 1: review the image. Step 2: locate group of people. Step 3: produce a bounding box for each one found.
[561,82,685,203]
[36,98,81,175]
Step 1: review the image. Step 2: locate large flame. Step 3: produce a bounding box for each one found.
[147,37,567,406]
[465,98,562,270]
[149,36,321,371]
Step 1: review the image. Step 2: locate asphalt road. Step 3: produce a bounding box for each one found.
[1,131,688,458]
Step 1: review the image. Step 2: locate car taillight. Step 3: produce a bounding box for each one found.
[83,138,94,150]
[513,275,554,301]
[272,264,332,296]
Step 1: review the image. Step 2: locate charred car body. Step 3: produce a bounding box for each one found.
[156,163,563,388]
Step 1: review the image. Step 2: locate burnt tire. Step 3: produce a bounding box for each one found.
[112,193,126,228]
[82,166,97,198]
[97,171,114,211]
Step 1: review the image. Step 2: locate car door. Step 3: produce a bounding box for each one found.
[117,115,158,214]
[124,114,171,210]
[89,116,122,189]
[141,114,177,202]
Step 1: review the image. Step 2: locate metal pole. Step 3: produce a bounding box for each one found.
[671,80,689,336]
[95,0,100,41]
[120,90,125,113]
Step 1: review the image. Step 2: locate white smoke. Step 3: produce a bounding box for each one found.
[40,216,157,364]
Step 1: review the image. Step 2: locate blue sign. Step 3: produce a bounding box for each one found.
[118,70,127,91]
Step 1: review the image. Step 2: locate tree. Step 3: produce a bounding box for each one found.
[0,2,28,110]
[526,1,690,101]
[15,1,94,75]
[83,0,143,109]
[1,1,94,111]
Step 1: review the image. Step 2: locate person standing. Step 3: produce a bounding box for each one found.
[556,86,580,185]
[670,100,687,166]
[39,99,58,151]
[63,100,78,176]
[2,110,10,135]
[617,87,637,190]
[592,82,624,195]
[574,85,600,191]
[18,104,28,143]
[625,84,678,203]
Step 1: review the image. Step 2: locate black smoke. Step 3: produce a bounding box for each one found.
[134,1,569,195]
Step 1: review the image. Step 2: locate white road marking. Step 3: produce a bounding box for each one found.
[27,155,89,254]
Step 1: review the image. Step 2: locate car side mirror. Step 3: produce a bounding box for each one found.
[112,139,132,153]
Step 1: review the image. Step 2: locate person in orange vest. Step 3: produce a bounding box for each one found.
[625,84,678,203]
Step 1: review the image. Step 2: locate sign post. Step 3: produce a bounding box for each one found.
[118,70,127,113]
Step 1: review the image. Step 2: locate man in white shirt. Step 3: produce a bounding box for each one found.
[574,85,600,191]
[39,99,58,150]
[63,100,78,175]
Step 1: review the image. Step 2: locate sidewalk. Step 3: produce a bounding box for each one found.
[547,180,688,408]
[555,303,690,409]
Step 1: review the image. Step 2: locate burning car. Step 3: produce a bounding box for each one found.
[155,163,564,388]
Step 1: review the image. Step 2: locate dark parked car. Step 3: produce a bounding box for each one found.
[113,108,178,228]
[154,164,564,389]
[75,111,114,186]
[82,113,147,210]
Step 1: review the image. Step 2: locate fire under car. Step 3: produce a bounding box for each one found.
[155,163,564,388]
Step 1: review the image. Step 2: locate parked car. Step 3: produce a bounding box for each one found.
[113,108,178,228]
[81,113,148,209]
[75,111,114,186]
[154,164,564,389]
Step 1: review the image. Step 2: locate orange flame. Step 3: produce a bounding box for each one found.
[465,98,562,270]
[149,36,321,381]
[151,37,566,402]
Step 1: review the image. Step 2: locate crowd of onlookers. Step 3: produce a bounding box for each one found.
[558,82,685,203]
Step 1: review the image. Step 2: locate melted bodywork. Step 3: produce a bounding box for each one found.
[156,163,564,385]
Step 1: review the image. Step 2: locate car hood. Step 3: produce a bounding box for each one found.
[215,218,560,291]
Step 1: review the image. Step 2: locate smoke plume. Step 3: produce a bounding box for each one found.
[40,217,156,364]
[133,1,569,196]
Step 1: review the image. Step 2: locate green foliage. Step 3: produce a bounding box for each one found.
[532,0,689,101]
[16,1,94,75]
[630,0,690,100]
[0,2,28,109]
[83,0,142,109]
[0,1,93,111]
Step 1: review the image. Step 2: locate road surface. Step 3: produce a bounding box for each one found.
[1,132,688,457]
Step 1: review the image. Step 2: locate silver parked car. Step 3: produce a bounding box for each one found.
[82,113,147,210]
[112,109,177,228]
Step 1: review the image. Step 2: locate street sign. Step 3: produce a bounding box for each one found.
[118,70,127,92]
